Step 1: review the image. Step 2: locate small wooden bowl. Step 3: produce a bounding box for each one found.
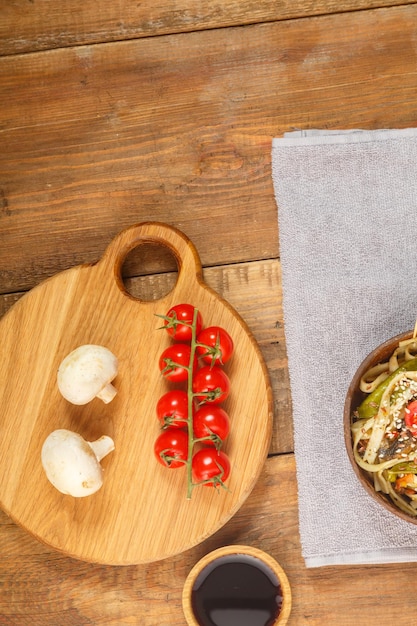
[343,329,417,525]
[182,545,292,626]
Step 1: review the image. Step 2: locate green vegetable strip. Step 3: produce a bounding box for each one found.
[186,307,199,499]
[357,357,417,419]
[386,461,417,482]
[362,373,399,464]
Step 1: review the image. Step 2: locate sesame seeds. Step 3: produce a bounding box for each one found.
[369,374,417,462]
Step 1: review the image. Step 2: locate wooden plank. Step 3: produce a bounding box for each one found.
[1,0,416,55]
[2,453,417,625]
[0,259,293,457]
[2,5,417,295]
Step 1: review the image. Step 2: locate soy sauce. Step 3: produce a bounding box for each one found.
[191,553,283,626]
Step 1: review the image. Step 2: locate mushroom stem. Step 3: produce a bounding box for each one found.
[96,382,118,404]
[88,435,115,462]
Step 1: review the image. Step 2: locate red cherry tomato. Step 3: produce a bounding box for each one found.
[159,344,196,382]
[193,366,230,404]
[154,428,189,468]
[164,304,203,342]
[156,390,190,429]
[196,326,234,365]
[192,448,231,487]
[405,400,417,436]
[193,405,230,446]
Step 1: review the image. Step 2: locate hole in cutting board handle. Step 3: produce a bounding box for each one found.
[120,241,179,301]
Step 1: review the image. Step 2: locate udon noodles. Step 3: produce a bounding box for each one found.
[352,326,417,516]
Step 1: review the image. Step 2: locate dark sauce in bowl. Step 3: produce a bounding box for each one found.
[191,553,283,626]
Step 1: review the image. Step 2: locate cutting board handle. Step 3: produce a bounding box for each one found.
[98,222,203,298]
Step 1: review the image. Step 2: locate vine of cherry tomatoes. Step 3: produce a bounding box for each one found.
[154,303,234,497]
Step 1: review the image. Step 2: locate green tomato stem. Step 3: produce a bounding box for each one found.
[186,306,200,499]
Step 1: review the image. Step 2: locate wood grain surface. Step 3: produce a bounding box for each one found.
[0,223,272,564]
[4,454,417,626]
[2,0,415,55]
[3,5,417,294]
[2,0,417,623]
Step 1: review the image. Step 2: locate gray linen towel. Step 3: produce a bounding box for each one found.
[272,128,417,567]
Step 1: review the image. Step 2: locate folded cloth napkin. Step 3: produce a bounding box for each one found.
[272,128,417,567]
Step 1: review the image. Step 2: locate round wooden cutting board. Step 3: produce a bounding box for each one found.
[0,222,273,565]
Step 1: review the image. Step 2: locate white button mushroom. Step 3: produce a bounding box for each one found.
[41,429,115,497]
[57,344,118,405]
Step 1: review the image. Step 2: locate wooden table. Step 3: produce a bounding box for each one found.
[1,1,417,624]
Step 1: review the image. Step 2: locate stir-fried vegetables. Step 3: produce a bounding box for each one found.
[352,338,417,516]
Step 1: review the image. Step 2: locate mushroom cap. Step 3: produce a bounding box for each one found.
[57,344,118,405]
[41,429,106,497]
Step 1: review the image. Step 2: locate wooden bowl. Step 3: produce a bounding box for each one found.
[343,330,417,524]
[182,545,292,626]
